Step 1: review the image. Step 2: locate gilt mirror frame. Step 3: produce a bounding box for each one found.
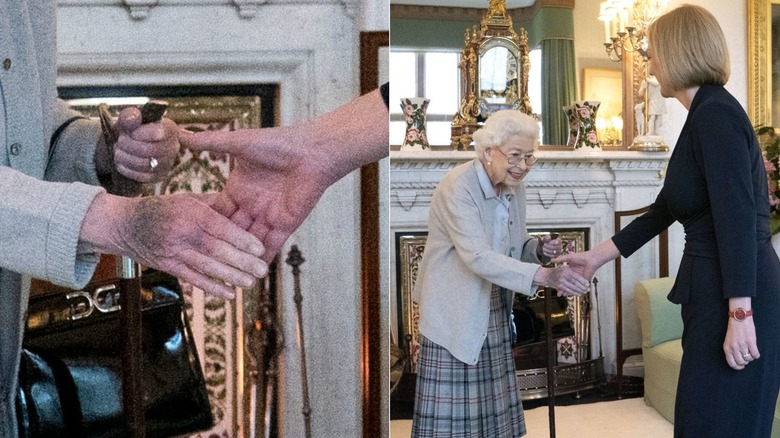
[749,0,775,128]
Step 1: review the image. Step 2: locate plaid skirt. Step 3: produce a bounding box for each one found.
[411,285,526,438]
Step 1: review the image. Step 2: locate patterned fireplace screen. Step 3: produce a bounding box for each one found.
[396,228,590,375]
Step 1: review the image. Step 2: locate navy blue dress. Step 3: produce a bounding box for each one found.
[613,84,780,437]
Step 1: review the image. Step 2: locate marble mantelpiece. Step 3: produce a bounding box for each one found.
[390,149,671,376]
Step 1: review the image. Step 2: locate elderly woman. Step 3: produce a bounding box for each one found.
[556,5,780,437]
[410,110,590,437]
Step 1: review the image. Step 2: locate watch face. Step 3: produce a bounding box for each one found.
[734,308,747,321]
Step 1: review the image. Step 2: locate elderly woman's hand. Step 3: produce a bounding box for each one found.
[113,106,180,183]
[80,192,268,299]
[533,266,590,296]
[540,235,564,259]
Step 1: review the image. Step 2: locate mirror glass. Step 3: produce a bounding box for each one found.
[478,43,522,119]
[480,46,516,103]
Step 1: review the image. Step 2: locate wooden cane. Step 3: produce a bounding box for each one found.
[545,233,560,438]
[101,100,169,437]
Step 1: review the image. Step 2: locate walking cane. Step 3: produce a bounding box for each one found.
[544,233,559,438]
[100,100,169,438]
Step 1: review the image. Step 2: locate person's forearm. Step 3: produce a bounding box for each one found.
[590,238,621,267]
[308,88,389,184]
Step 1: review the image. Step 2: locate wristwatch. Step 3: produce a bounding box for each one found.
[728,307,753,322]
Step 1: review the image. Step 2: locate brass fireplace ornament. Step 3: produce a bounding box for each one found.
[450,0,533,150]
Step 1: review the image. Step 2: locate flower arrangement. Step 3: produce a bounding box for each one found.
[755,126,780,235]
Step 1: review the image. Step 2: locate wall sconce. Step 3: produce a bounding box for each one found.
[599,0,668,62]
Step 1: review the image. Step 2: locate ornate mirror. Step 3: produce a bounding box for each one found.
[748,0,780,128]
[451,0,532,150]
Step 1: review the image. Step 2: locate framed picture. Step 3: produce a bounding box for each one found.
[581,67,623,149]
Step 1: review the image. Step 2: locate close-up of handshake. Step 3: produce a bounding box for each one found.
[82,86,389,300]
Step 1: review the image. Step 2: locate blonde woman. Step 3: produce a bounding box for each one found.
[557,5,780,437]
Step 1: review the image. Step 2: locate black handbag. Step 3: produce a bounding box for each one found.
[16,270,214,438]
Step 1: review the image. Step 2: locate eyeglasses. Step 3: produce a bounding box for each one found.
[494,148,538,166]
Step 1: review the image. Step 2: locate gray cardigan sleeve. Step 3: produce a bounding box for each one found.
[0,167,103,288]
[437,178,540,295]
[44,99,104,185]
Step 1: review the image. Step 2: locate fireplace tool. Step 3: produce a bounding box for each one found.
[592,277,604,360]
[246,259,283,438]
[287,246,313,438]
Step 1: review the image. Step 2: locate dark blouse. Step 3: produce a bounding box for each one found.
[612,84,772,302]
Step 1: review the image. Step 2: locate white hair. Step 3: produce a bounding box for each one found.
[473,110,540,155]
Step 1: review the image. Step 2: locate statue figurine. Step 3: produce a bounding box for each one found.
[638,75,666,136]
[632,74,669,151]
[488,0,507,16]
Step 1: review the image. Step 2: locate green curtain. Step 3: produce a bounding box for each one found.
[541,38,577,146]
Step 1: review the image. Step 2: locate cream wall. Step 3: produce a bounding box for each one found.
[573,0,748,278]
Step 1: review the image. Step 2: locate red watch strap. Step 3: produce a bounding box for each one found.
[729,308,753,321]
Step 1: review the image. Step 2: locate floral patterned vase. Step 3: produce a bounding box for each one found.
[562,105,579,148]
[573,100,601,149]
[400,97,430,151]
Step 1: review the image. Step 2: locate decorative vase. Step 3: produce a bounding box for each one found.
[573,100,601,149]
[400,97,430,151]
[562,105,579,148]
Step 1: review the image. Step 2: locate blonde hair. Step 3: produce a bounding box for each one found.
[646,4,730,92]
[473,110,539,155]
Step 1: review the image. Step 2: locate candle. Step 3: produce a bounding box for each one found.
[619,9,628,32]
[604,18,612,44]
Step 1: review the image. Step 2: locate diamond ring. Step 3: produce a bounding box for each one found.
[149,157,159,171]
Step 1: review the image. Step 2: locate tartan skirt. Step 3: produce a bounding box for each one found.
[411,285,526,438]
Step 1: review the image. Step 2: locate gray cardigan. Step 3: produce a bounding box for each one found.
[0,2,106,436]
[414,159,543,365]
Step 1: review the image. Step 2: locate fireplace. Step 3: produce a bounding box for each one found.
[395,226,604,400]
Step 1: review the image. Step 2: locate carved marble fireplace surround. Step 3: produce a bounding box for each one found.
[390,149,673,376]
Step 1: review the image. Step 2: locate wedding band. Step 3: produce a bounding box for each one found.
[742,353,752,360]
[149,157,158,171]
